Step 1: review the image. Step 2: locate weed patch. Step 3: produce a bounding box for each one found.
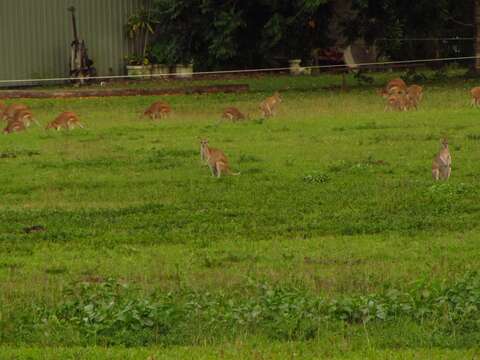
[4,273,480,346]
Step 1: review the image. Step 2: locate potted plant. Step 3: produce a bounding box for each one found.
[288,59,302,75]
[175,60,194,78]
[125,55,151,77]
[125,8,154,78]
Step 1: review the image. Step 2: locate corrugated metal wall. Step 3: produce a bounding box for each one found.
[0,0,146,86]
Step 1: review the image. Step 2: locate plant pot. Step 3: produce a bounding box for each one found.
[175,63,194,78]
[151,64,170,78]
[126,65,151,78]
[289,59,302,76]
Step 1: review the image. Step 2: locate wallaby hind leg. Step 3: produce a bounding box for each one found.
[260,106,267,118]
[216,162,222,178]
[267,105,273,117]
[432,168,440,181]
[208,164,216,177]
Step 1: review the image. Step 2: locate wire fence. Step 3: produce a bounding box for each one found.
[0,54,478,86]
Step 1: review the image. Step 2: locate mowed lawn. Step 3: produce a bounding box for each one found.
[2,74,480,357]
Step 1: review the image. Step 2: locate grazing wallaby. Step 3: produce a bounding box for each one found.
[380,78,407,98]
[432,138,451,181]
[3,103,29,121]
[221,107,246,121]
[200,139,240,178]
[46,112,84,130]
[143,101,172,120]
[13,109,38,127]
[385,93,408,111]
[406,84,423,110]
[260,92,282,117]
[471,87,480,107]
[3,120,26,134]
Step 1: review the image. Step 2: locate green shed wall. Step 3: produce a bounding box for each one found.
[0,0,146,86]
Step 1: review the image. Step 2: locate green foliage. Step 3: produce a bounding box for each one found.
[6,272,480,346]
[343,0,473,61]
[302,172,330,184]
[401,68,428,83]
[125,8,155,63]
[151,0,331,69]
[1,72,480,352]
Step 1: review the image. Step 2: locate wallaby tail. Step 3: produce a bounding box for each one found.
[229,169,240,176]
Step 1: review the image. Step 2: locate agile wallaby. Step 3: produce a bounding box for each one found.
[221,107,246,121]
[259,92,282,117]
[471,87,480,107]
[3,120,26,134]
[46,112,84,130]
[379,78,407,98]
[3,103,29,121]
[12,109,39,127]
[200,139,240,178]
[432,138,451,181]
[406,84,423,110]
[0,101,5,118]
[384,93,408,111]
[143,101,172,120]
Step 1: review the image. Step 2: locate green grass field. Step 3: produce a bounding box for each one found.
[2,72,480,358]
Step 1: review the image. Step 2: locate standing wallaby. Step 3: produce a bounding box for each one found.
[13,109,39,127]
[471,87,480,107]
[406,84,423,110]
[46,112,84,130]
[3,103,29,121]
[200,139,240,178]
[143,101,172,120]
[3,120,26,134]
[432,138,451,181]
[260,92,282,117]
[221,107,246,121]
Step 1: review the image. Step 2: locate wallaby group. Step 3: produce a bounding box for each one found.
[1,102,39,134]
[380,78,423,111]
[219,91,282,122]
[0,81,468,181]
[1,101,85,134]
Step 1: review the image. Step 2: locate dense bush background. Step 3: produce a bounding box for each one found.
[146,0,474,70]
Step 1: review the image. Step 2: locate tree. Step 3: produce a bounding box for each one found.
[475,0,480,71]
[150,0,331,70]
[342,0,473,64]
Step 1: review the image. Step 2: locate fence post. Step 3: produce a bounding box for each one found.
[475,0,480,71]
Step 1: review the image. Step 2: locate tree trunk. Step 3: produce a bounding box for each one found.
[475,0,480,71]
